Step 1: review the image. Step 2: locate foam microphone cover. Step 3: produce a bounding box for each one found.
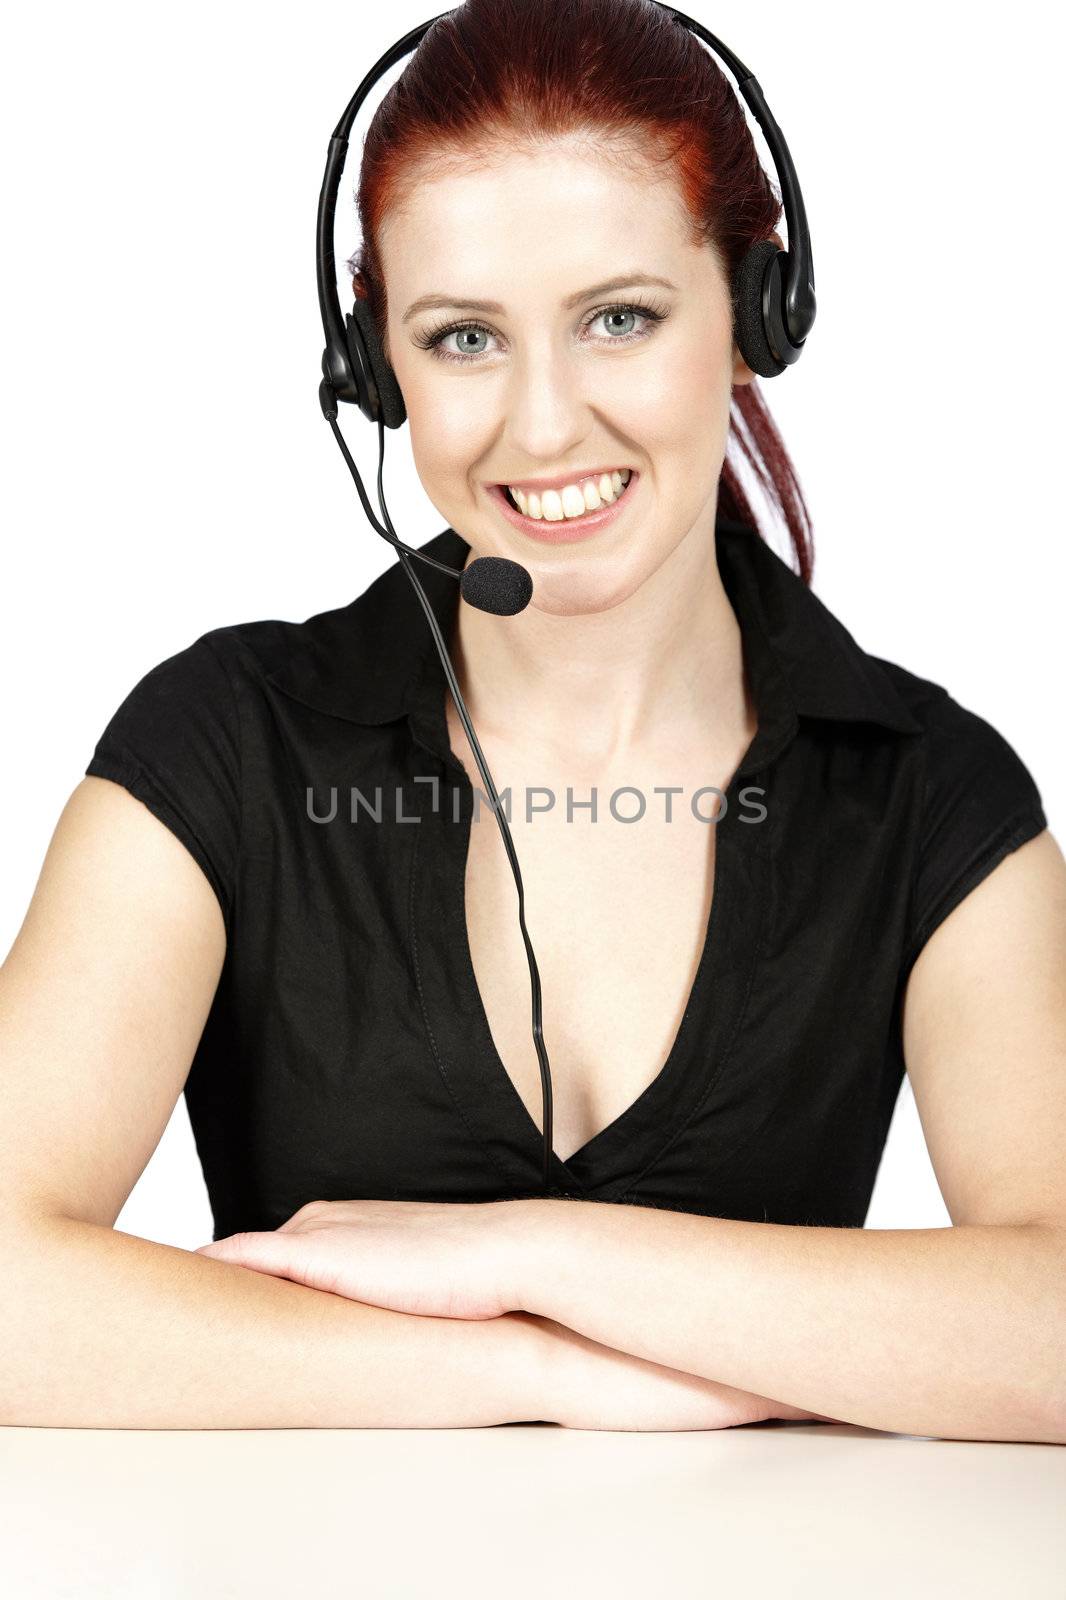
[460,556,533,615]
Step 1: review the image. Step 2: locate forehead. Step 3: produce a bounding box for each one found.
[379,137,702,300]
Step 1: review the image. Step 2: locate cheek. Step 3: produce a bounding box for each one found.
[674,334,733,412]
[402,376,495,471]
[665,345,734,478]
[403,393,475,483]
[598,343,728,452]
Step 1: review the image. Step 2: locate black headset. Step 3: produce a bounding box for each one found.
[315,5,815,1195]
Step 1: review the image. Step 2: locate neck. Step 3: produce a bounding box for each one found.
[451,512,753,768]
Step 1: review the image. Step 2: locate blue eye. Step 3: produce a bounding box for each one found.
[415,298,670,365]
[597,306,643,338]
[442,326,493,359]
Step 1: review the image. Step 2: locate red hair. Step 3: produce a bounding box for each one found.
[348,0,815,583]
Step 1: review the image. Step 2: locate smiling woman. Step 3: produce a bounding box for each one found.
[349,0,812,583]
[3,0,1063,1442]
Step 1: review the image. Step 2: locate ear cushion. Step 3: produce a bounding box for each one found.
[732,238,786,379]
[346,296,407,428]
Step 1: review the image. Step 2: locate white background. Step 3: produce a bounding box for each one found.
[1,0,1061,1249]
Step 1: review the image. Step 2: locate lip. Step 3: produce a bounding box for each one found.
[485,472,639,543]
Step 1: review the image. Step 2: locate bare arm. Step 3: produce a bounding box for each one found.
[0,1216,550,1430]
[1,1212,827,1431]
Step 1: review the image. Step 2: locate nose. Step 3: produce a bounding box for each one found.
[500,336,592,466]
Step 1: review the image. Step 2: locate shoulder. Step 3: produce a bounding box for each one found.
[94,615,293,699]
[868,656,1049,979]
[84,614,324,937]
[107,611,337,722]
[171,615,309,688]
[870,653,1045,815]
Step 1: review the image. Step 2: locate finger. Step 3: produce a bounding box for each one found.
[193,1233,288,1273]
[196,1231,340,1294]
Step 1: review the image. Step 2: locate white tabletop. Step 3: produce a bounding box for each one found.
[2,1419,1064,1598]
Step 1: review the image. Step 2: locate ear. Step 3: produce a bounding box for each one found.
[732,229,785,385]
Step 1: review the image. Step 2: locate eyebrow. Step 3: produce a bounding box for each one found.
[401,272,679,325]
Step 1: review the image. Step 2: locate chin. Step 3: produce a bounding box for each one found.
[528,561,647,618]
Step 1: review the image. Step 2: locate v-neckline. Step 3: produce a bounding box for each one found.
[406,711,772,1198]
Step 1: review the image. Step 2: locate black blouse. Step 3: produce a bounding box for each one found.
[84,519,1048,1236]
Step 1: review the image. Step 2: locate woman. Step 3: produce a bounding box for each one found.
[3,0,1063,1440]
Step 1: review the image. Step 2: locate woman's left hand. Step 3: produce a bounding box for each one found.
[193,1198,539,1320]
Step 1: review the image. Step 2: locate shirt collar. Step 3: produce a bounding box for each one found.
[265,519,921,774]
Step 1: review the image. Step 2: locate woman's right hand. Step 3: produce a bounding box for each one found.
[518,1312,832,1432]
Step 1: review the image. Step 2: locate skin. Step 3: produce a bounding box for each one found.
[375,133,782,770]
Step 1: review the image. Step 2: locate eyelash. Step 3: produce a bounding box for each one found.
[413,297,671,364]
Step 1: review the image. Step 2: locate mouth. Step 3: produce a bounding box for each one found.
[486,470,639,543]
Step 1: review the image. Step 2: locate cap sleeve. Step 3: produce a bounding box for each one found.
[85,630,242,936]
[901,694,1047,979]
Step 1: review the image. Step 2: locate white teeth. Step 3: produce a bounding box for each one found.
[510,468,631,521]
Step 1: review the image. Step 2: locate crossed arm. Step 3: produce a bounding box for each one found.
[513,1202,1066,1443]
